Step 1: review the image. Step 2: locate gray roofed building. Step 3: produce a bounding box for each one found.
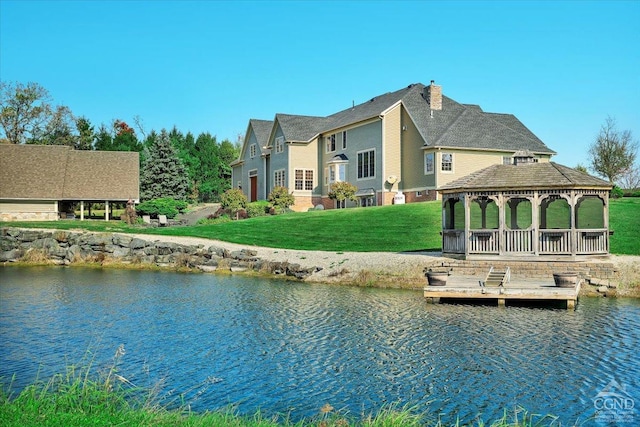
[249,119,274,153]
[0,144,139,221]
[232,80,560,211]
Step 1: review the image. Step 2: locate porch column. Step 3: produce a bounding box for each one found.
[80,201,84,221]
[105,200,109,221]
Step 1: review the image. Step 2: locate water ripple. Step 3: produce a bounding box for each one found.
[1,267,639,424]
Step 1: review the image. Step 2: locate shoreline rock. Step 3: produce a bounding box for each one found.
[2,227,638,296]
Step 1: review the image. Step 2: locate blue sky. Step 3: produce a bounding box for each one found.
[1,0,638,168]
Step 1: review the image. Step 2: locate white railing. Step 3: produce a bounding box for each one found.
[504,229,533,253]
[442,230,465,253]
[577,229,608,254]
[469,230,499,254]
[539,230,571,254]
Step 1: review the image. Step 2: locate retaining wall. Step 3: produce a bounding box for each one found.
[0,228,321,280]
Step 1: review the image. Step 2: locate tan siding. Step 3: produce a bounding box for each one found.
[0,200,58,221]
[289,139,319,198]
[436,150,513,188]
[400,108,429,190]
[383,104,402,192]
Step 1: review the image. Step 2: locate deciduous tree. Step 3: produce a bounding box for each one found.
[588,117,638,183]
[0,81,53,144]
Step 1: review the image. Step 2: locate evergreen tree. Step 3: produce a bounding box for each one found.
[75,116,95,150]
[140,129,190,201]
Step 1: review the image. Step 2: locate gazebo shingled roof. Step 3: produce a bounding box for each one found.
[439,162,612,193]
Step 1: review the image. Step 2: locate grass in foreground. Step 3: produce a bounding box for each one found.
[1,199,638,254]
[0,359,569,427]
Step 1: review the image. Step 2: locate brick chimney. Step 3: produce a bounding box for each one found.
[425,80,442,111]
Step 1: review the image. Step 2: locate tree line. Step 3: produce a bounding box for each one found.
[0,81,240,202]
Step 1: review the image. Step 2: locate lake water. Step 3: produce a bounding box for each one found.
[1,266,639,425]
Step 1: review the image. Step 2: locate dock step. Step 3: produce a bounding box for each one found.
[480,267,510,287]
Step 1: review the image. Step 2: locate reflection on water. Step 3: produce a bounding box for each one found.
[1,266,639,424]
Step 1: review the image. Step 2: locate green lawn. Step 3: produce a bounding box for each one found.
[2,199,638,254]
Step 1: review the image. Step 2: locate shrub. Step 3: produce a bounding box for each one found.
[268,186,295,213]
[246,201,270,218]
[220,189,247,219]
[328,182,358,204]
[136,198,187,219]
[196,215,232,225]
[611,186,624,199]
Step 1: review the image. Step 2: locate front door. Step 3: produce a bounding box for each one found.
[250,176,258,202]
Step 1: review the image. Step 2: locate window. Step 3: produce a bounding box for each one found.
[275,137,284,154]
[250,144,257,158]
[416,191,423,197]
[274,169,285,188]
[326,134,336,153]
[342,131,347,149]
[502,156,512,165]
[327,163,347,185]
[295,169,313,191]
[357,149,375,179]
[441,153,453,172]
[424,153,434,174]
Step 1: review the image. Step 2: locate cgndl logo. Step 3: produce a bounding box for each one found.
[593,379,635,423]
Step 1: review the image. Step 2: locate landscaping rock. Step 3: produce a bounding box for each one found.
[0,249,21,262]
[113,234,133,247]
[129,238,149,249]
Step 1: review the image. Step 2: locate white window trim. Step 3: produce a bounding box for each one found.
[356,148,376,181]
[441,152,454,173]
[424,152,435,175]
[274,169,286,188]
[294,168,314,191]
[342,131,347,150]
[326,134,336,153]
[250,143,257,158]
[326,163,347,186]
[275,136,284,154]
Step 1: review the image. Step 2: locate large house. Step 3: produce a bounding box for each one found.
[0,144,139,221]
[231,81,556,211]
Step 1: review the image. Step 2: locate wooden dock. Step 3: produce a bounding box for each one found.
[423,275,580,309]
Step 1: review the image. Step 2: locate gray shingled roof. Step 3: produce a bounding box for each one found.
[266,82,555,156]
[0,144,139,201]
[438,162,612,193]
[250,119,274,153]
[274,114,331,143]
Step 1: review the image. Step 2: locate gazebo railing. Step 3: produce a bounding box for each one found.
[469,229,499,253]
[504,229,534,253]
[442,230,465,253]
[576,228,608,254]
[539,229,571,254]
[443,228,609,256]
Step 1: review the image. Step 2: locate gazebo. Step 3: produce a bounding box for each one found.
[438,154,613,260]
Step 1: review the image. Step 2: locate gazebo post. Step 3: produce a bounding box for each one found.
[570,190,577,257]
[532,191,540,255]
[105,200,109,221]
[464,193,471,258]
[604,192,610,252]
[498,193,506,255]
[80,201,84,221]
